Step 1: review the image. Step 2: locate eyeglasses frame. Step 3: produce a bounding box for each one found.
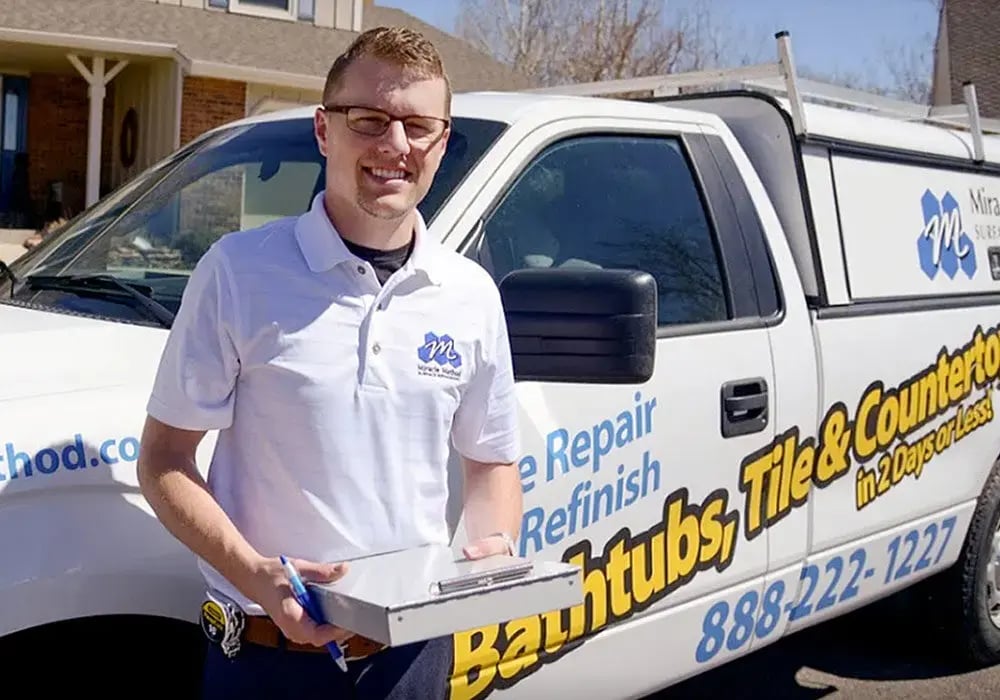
[321,104,451,143]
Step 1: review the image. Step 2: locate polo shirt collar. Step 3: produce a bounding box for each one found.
[294,192,443,284]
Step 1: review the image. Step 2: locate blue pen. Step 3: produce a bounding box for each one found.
[280,554,348,671]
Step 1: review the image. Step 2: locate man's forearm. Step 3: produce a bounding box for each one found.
[461,458,523,544]
[137,420,263,599]
[144,465,263,588]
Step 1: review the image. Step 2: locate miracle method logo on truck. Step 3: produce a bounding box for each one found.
[918,189,978,281]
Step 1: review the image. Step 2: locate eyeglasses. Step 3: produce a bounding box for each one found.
[323,105,450,145]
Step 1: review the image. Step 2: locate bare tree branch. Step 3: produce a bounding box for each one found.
[457,0,940,109]
[800,15,938,105]
[456,0,765,89]
[880,38,935,104]
[792,0,942,106]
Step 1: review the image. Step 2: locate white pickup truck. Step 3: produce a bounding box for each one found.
[4,41,1000,698]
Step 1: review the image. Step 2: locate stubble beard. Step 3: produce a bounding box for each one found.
[356,188,416,221]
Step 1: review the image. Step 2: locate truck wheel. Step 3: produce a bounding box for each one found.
[951,457,1000,666]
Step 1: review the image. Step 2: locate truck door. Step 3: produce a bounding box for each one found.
[446,118,785,698]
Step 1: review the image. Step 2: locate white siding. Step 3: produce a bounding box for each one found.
[314,0,335,27]
[314,0,360,29]
[110,60,180,189]
[334,0,352,31]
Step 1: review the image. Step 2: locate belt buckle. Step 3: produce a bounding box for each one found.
[344,635,388,661]
[200,589,246,659]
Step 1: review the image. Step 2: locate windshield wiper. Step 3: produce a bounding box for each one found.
[23,273,175,328]
[0,260,16,298]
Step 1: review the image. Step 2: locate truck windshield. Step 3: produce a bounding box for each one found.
[1,114,506,323]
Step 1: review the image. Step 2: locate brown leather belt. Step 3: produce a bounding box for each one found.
[242,615,387,660]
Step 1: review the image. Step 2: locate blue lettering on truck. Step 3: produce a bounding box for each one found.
[694,513,958,663]
[517,392,662,555]
[0,434,140,480]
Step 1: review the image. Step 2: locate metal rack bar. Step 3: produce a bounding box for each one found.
[964,81,986,162]
[523,31,997,158]
[525,61,783,97]
[775,31,806,135]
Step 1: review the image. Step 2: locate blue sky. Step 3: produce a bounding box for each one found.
[378,0,941,92]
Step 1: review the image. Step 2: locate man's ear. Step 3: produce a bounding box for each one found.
[435,125,451,156]
[314,108,329,157]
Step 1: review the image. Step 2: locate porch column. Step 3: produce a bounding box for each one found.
[67,54,129,207]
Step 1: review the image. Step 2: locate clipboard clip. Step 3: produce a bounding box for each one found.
[432,560,534,595]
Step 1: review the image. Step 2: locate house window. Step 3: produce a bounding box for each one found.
[240,0,291,9]
[227,0,298,21]
[208,0,314,21]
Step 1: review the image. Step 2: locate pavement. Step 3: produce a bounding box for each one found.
[0,228,30,264]
[652,588,1000,699]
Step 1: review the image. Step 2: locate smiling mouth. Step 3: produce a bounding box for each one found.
[363,166,413,184]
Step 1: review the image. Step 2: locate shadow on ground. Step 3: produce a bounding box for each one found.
[653,579,994,699]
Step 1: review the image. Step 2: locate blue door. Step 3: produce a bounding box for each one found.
[0,76,29,217]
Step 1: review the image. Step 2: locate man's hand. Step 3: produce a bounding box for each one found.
[247,555,355,648]
[463,534,514,560]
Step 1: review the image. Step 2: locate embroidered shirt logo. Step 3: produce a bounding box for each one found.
[417,332,463,380]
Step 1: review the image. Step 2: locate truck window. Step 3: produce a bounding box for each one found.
[3,116,508,322]
[474,134,728,326]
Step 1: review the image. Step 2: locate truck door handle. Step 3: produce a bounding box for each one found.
[720,378,769,438]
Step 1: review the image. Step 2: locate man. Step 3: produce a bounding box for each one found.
[136,26,522,699]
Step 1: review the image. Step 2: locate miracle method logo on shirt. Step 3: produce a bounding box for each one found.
[917,188,978,281]
[417,331,463,380]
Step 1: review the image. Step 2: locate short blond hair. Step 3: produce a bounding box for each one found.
[322,26,452,114]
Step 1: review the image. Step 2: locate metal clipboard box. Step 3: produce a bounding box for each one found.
[307,544,582,646]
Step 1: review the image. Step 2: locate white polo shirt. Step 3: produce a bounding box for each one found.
[146,193,520,613]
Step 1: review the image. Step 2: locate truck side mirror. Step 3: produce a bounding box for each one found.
[499,268,657,384]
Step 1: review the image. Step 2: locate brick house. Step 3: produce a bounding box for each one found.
[0,0,533,229]
[931,0,1000,118]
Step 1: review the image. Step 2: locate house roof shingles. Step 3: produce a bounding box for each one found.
[0,0,535,92]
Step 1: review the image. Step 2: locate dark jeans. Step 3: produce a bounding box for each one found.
[201,636,454,700]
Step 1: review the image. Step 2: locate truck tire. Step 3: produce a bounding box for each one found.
[949,457,1000,666]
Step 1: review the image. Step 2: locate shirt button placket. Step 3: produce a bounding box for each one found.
[362,282,391,389]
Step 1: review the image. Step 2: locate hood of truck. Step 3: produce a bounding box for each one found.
[0,302,169,402]
[0,302,216,636]
[0,300,204,500]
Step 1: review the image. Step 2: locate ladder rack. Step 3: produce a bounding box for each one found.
[525,31,1000,163]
